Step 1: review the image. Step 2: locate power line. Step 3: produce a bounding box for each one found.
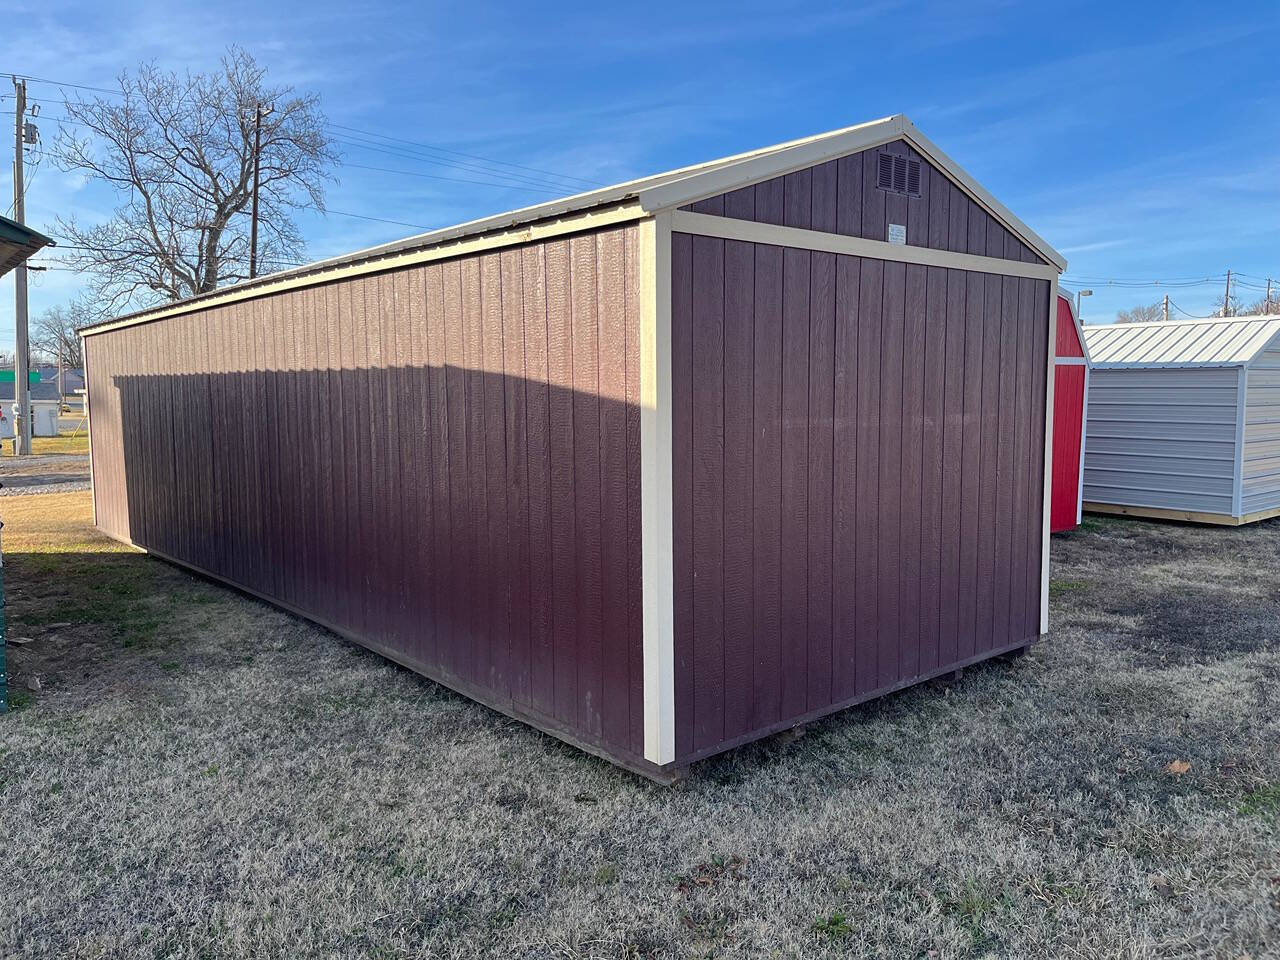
[338,159,567,195]
[329,121,604,189]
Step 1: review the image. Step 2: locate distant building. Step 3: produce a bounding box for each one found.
[0,380,60,437]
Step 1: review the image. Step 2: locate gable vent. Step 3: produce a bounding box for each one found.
[876,152,922,198]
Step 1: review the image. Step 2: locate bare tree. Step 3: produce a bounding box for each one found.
[1116,301,1165,324]
[31,301,98,367]
[51,47,336,313]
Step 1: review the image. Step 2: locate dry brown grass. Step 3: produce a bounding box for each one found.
[1,494,1277,958]
[0,429,91,457]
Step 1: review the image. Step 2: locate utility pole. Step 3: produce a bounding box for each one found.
[1267,278,1273,315]
[1223,269,1232,318]
[11,76,31,456]
[1162,294,1169,323]
[248,102,272,280]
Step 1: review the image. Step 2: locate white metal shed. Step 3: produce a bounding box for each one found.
[1082,314,1280,524]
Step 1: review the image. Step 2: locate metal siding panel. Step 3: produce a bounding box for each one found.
[958,272,985,659]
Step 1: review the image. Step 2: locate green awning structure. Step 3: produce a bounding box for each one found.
[0,214,53,278]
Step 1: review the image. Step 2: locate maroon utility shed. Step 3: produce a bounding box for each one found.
[81,115,1067,780]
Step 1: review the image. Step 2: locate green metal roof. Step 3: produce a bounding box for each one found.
[0,214,53,278]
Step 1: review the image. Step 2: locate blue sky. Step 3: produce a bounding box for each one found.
[2,0,1279,350]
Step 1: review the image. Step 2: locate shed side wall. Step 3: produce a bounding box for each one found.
[671,229,1049,763]
[683,138,1045,265]
[1243,343,1280,514]
[1082,367,1239,515]
[85,223,646,762]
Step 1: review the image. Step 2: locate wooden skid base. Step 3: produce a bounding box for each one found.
[1084,501,1280,526]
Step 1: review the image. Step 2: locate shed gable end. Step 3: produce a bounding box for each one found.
[681,138,1045,265]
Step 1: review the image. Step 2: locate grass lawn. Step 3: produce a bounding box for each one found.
[0,429,91,457]
[1,493,1277,958]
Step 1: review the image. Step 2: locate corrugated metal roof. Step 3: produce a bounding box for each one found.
[0,214,53,278]
[1083,315,1280,368]
[82,114,1065,337]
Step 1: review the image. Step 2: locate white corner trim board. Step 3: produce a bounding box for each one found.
[670,210,1058,281]
[639,213,676,766]
[1040,279,1059,633]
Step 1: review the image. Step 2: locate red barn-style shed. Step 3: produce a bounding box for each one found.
[81,116,1067,780]
[1050,295,1090,533]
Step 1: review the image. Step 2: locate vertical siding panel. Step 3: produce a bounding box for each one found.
[993,275,1020,647]
[596,228,630,748]
[364,278,390,637]
[480,253,510,695]
[755,177,785,227]
[691,234,726,752]
[545,240,579,725]
[811,161,838,234]
[783,169,813,230]
[404,268,434,665]
[623,229,645,756]
[442,261,471,680]
[920,267,948,674]
[835,153,863,238]
[807,250,836,709]
[862,149,887,245]
[389,273,414,652]
[569,235,604,739]
[976,273,1003,651]
[270,296,293,607]
[349,281,374,631]
[722,237,755,741]
[312,288,337,628]
[947,181,970,255]
[423,264,450,672]
[928,167,950,252]
[293,291,315,618]
[671,232,695,757]
[900,264,926,679]
[940,270,967,667]
[462,259,490,685]
[501,249,532,708]
[780,248,810,718]
[751,243,783,731]
[522,247,556,716]
[832,254,860,700]
[878,262,905,689]
[854,258,883,694]
[958,272,985,659]
[330,282,355,630]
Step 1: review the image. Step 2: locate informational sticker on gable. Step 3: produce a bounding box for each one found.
[888,223,906,245]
